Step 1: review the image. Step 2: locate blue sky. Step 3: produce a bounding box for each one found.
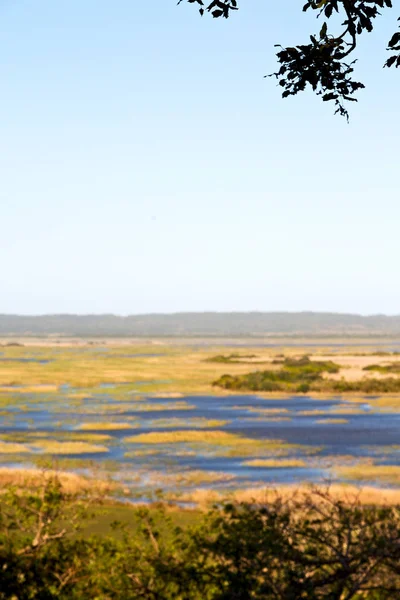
[0,0,399,315]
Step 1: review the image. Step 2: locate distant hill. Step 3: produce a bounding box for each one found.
[1,312,400,337]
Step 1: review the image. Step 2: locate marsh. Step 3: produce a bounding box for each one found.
[1,341,400,499]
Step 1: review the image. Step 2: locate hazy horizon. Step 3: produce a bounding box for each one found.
[1,310,400,318]
[2,312,400,338]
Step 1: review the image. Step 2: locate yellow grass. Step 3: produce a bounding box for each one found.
[173,483,400,508]
[124,430,235,444]
[79,422,134,431]
[124,430,308,458]
[1,432,113,444]
[0,467,116,494]
[31,441,109,454]
[1,342,400,399]
[336,464,400,485]
[0,441,32,454]
[124,430,286,449]
[0,343,275,393]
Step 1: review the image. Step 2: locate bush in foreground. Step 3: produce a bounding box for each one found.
[1,476,400,599]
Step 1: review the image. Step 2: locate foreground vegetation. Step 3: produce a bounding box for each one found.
[1,475,400,599]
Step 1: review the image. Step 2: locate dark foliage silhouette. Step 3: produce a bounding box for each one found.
[180,1,399,119]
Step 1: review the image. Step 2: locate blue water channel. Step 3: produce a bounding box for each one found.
[1,390,400,491]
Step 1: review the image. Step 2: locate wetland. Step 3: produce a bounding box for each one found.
[1,339,400,501]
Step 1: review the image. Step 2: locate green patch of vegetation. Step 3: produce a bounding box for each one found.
[214,355,400,394]
[145,469,236,487]
[213,356,341,393]
[80,501,201,538]
[124,448,164,458]
[363,362,400,374]
[279,356,340,372]
[31,456,101,470]
[327,378,400,393]
[205,353,258,364]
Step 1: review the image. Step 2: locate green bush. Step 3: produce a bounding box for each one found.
[327,378,400,393]
[213,355,400,394]
[1,477,400,599]
[363,363,400,374]
[206,354,257,364]
[213,356,341,392]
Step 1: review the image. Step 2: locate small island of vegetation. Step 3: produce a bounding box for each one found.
[213,355,400,394]
[213,356,340,393]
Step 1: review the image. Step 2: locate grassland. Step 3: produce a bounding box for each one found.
[2,340,400,399]
[0,343,259,394]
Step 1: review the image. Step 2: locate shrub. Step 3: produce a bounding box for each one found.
[2,477,400,599]
[213,357,341,392]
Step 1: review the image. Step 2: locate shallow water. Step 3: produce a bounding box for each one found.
[1,387,400,494]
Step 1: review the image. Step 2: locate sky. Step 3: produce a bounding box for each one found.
[0,0,399,316]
